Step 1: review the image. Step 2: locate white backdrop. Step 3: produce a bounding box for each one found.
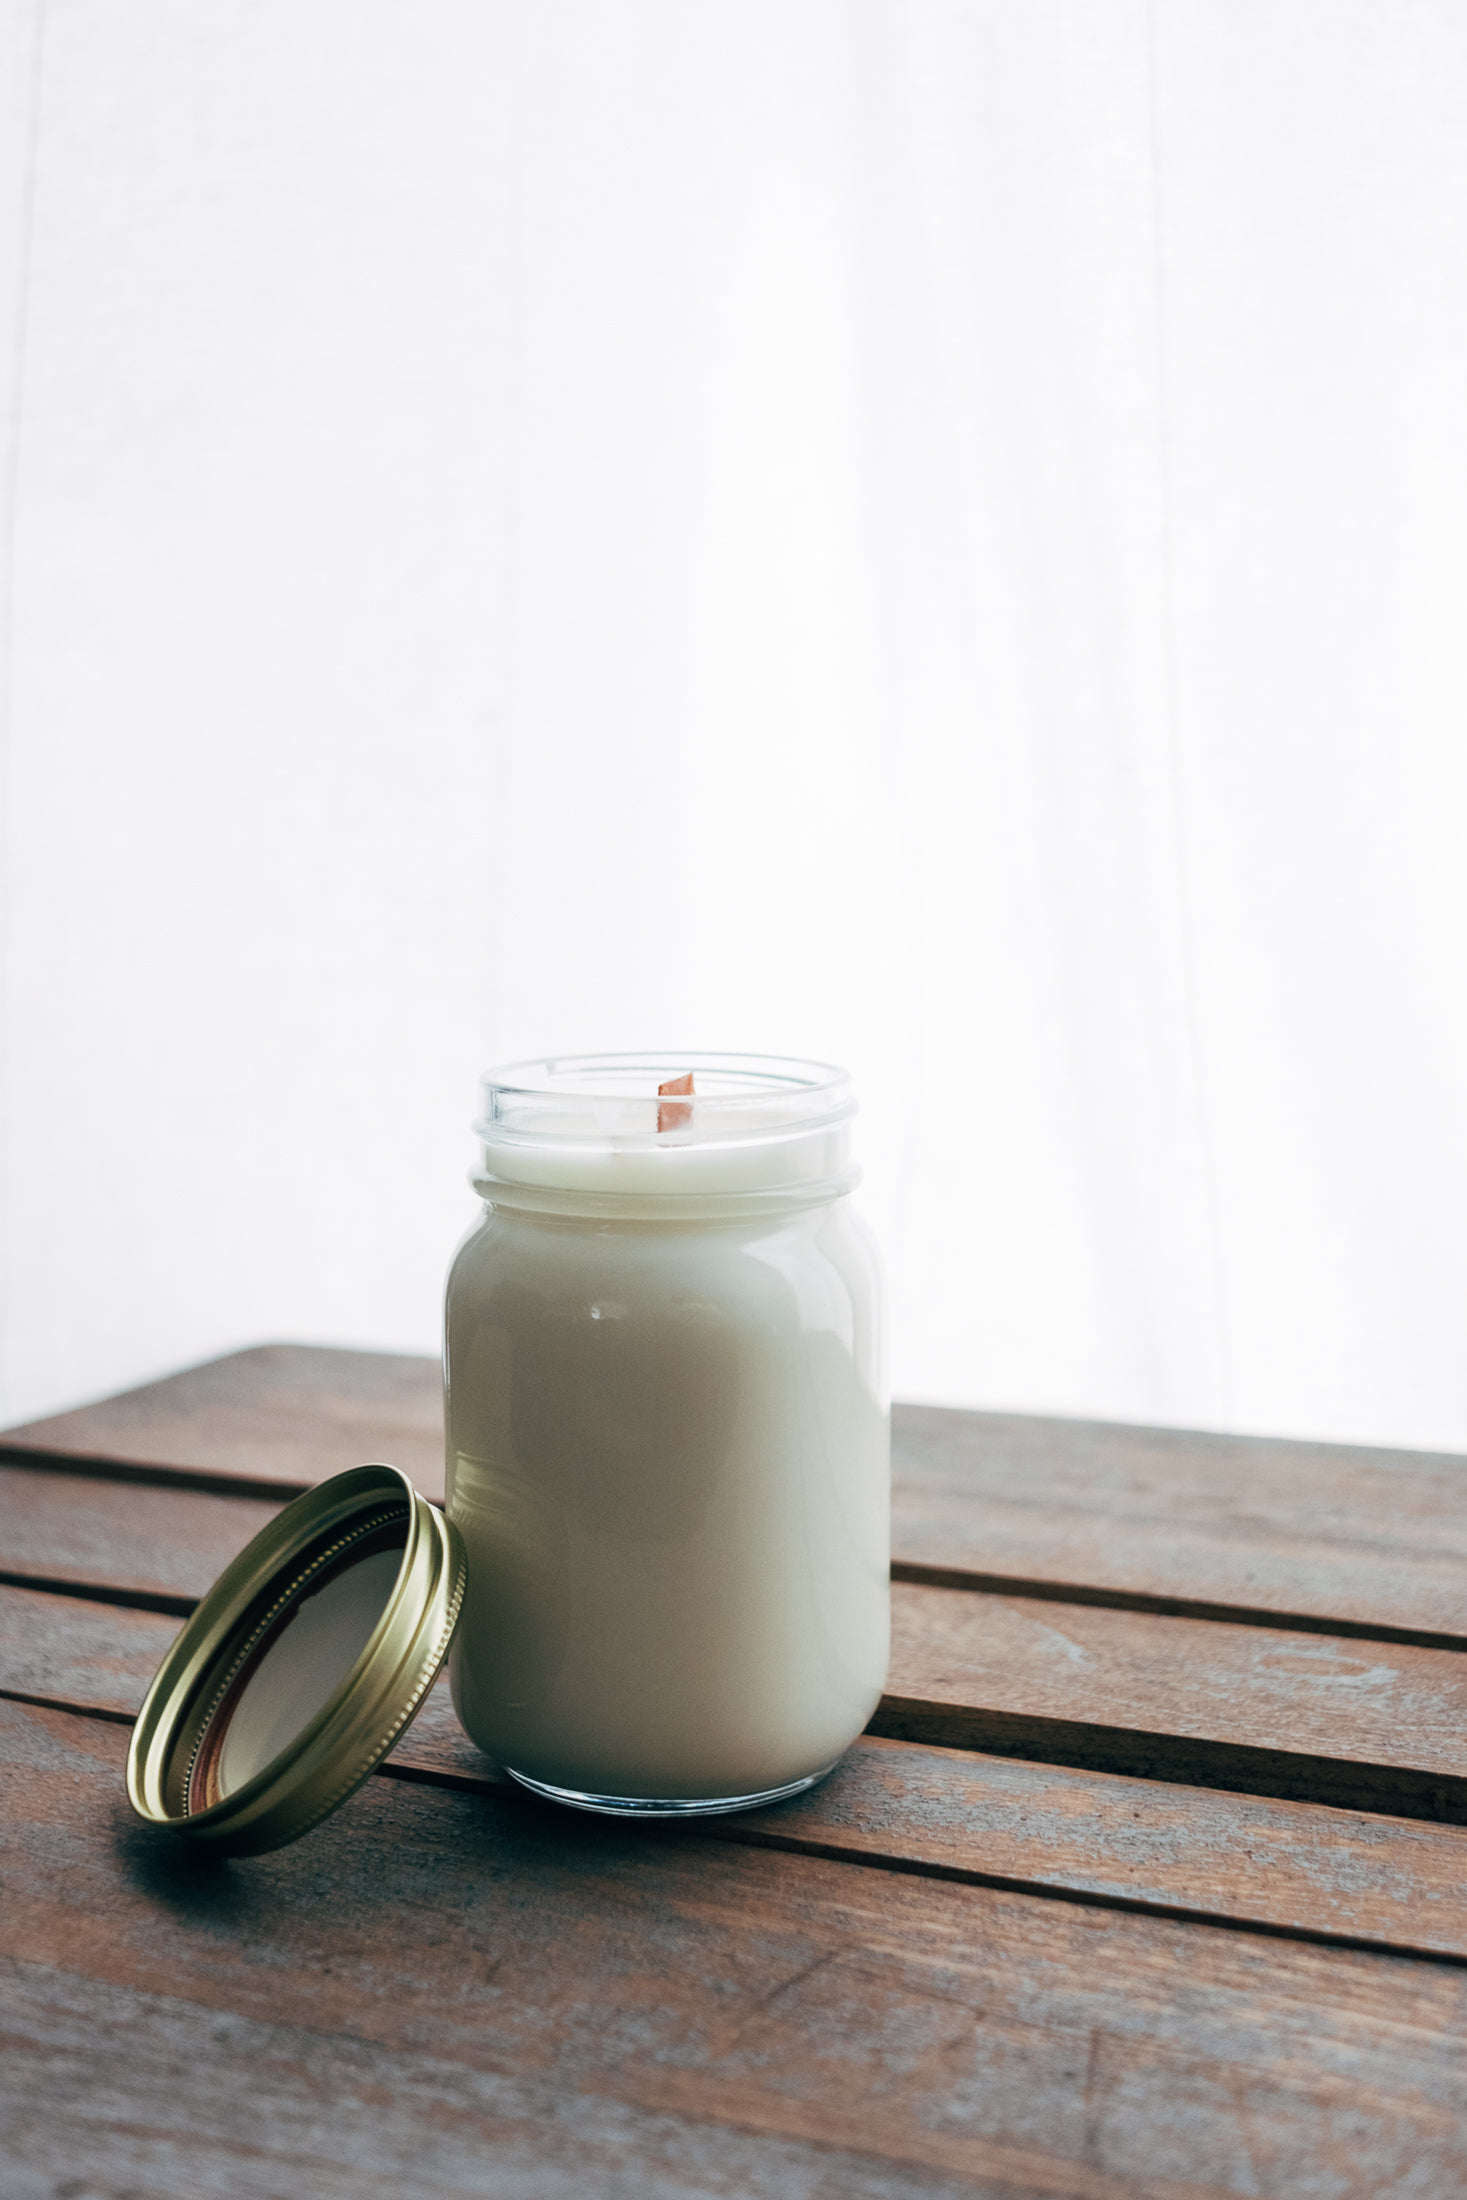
[2,1,1466,1451]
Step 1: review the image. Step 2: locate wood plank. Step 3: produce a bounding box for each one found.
[0,1581,178,1715]
[0,1955,1036,2200]
[0,1343,445,1500]
[9,1347,1467,1642]
[0,1462,280,1608]
[893,1403,1467,1645]
[8,1693,1467,2199]
[11,1581,1467,1961]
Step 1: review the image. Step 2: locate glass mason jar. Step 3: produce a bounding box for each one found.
[443,1053,889,1816]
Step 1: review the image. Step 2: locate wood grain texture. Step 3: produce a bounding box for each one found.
[13,1461,1467,1792]
[893,1404,1467,1643]
[0,1344,446,1500]
[0,1958,1024,2200]
[0,1579,180,1713]
[12,1345,1467,2196]
[12,1581,1467,1962]
[7,1694,1467,2200]
[10,1466,1467,1821]
[393,1703,1467,1962]
[0,1462,280,1607]
[9,1348,1467,1642]
[879,1580,1467,1821]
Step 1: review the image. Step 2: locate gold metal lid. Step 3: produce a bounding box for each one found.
[126,1463,465,1855]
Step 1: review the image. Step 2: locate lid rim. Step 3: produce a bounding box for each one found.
[126,1464,465,1856]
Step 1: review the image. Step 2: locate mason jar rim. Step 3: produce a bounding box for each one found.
[476,1051,855,1150]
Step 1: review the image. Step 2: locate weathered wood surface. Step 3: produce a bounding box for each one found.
[8,1346,1467,1642]
[0,1461,279,1608]
[893,1405,1467,1647]
[9,1345,1467,2195]
[8,1693,1467,2200]
[0,1344,446,1499]
[394,1703,1467,1963]
[9,1460,1467,1823]
[878,1582,1467,1822]
[10,1580,1467,1962]
[0,1579,180,1713]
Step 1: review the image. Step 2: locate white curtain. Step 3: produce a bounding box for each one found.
[3,1,1465,1451]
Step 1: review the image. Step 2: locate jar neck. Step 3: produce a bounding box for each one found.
[469,1168,861,1225]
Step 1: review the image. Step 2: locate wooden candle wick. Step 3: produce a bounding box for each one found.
[657,1072,694,1134]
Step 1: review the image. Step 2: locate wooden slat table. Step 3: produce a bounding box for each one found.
[4,1345,1467,2197]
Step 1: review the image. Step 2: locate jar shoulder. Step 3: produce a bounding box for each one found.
[445,1201,881,1380]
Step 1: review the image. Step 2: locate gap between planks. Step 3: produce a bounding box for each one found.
[0,1443,318,1505]
[0,1567,198,1618]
